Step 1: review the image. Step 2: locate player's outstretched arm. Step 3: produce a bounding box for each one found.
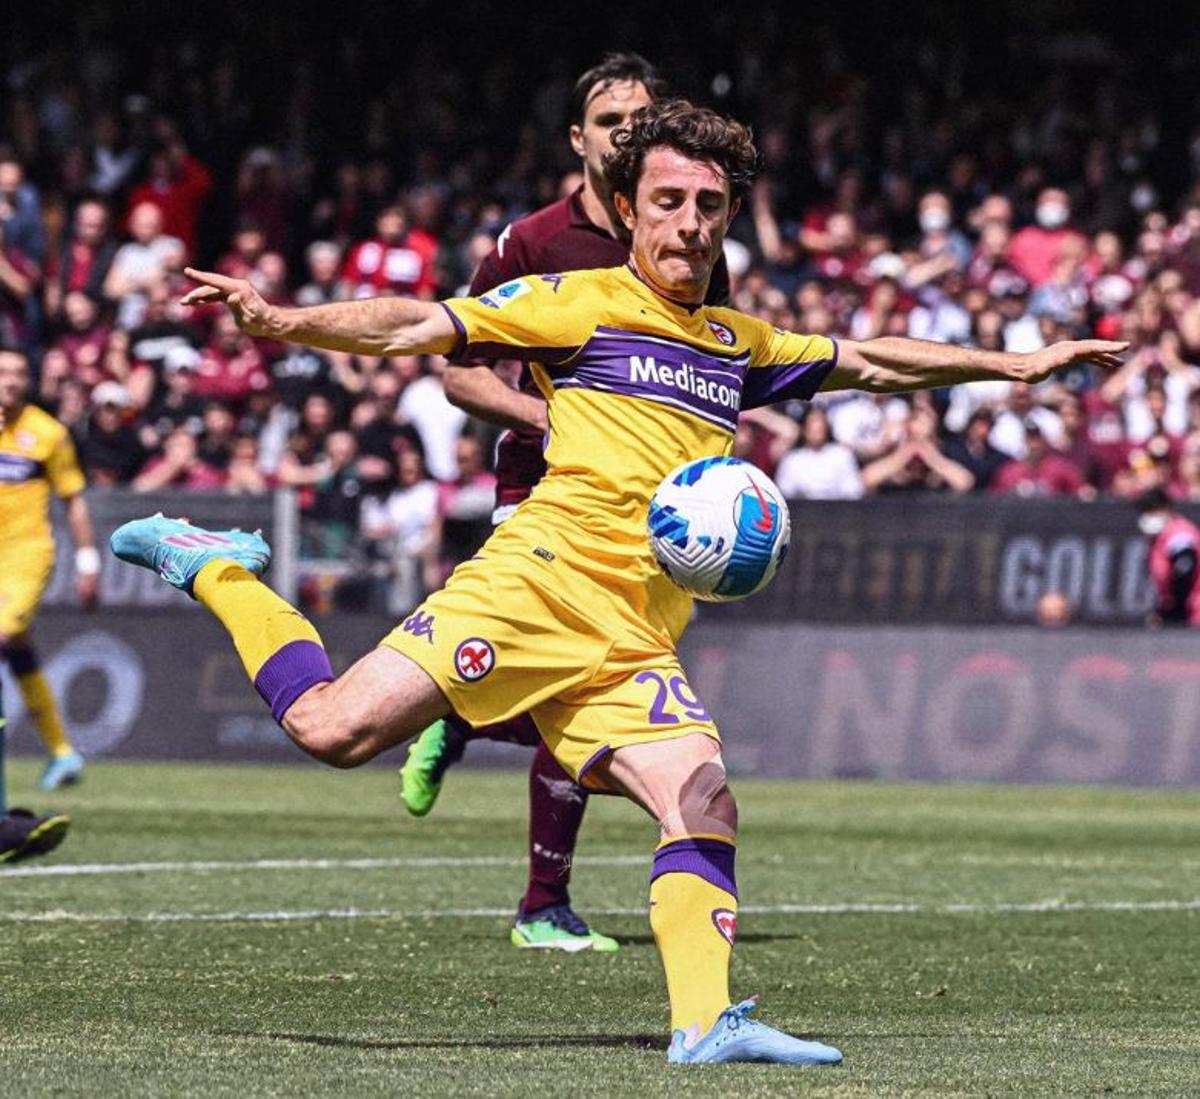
[182,269,459,357]
[823,336,1128,393]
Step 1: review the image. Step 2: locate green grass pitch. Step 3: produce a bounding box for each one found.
[3,759,1200,1096]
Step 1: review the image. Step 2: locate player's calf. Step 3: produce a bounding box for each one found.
[111,516,449,769]
[280,647,449,768]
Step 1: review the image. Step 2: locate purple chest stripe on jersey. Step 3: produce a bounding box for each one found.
[742,339,840,408]
[551,329,749,433]
[0,453,45,483]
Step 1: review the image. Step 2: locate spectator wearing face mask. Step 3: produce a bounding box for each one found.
[1008,187,1089,288]
[913,190,972,269]
[1138,487,1200,627]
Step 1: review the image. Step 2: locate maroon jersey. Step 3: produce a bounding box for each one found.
[466,187,731,516]
[1149,514,1200,625]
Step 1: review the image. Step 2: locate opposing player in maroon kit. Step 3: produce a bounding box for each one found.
[1139,488,1200,626]
[400,53,729,952]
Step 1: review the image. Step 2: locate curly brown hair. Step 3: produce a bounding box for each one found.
[602,99,760,206]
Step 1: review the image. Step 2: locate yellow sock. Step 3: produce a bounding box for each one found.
[193,560,333,721]
[17,669,73,758]
[649,835,738,1035]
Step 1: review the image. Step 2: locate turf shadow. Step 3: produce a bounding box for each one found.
[616,931,804,946]
[221,1030,666,1052]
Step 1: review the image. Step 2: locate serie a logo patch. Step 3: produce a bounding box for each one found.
[479,278,532,310]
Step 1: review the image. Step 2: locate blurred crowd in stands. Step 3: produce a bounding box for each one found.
[6,11,1200,609]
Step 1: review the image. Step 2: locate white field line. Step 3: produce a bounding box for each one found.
[4,899,1200,925]
[0,854,648,879]
[12,850,1191,878]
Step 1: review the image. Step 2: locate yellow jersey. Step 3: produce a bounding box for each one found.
[0,403,86,554]
[441,264,835,597]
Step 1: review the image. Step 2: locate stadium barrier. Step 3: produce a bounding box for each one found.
[702,495,1182,627]
[46,492,1182,625]
[8,613,1200,787]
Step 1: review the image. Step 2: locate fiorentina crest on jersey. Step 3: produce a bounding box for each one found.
[711,907,737,945]
[707,319,736,346]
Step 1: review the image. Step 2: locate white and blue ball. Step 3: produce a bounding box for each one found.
[647,456,791,602]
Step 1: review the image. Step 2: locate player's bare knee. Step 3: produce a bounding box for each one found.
[711,784,738,832]
[662,764,737,839]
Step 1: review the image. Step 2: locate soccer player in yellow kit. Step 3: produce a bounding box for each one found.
[117,100,1125,1065]
[0,353,88,860]
[0,350,98,791]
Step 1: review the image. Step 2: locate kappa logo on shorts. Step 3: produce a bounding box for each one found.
[454,637,495,681]
[707,319,736,346]
[402,610,436,644]
[711,907,737,946]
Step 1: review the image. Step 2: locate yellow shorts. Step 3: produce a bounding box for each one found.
[381,510,718,788]
[0,544,53,637]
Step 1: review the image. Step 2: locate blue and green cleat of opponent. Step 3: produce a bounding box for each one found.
[511,902,619,953]
[110,514,271,591]
[401,724,619,953]
[668,999,843,1066]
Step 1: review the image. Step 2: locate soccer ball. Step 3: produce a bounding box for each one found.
[647,456,791,602]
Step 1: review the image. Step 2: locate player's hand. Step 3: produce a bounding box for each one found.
[1019,339,1128,384]
[182,268,277,338]
[76,572,99,611]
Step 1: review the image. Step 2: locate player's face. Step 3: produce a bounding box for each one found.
[0,352,29,412]
[618,146,736,303]
[570,79,652,191]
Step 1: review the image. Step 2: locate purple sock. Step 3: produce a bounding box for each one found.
[252,640,334,723]
[650,837,738,897]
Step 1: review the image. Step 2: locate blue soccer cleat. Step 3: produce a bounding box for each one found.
[39,749,84,791]
[667,999,843,1066]
[110,514,271,594]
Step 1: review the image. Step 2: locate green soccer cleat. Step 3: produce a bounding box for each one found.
[400,720,452,817]
[510,903,620,953]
